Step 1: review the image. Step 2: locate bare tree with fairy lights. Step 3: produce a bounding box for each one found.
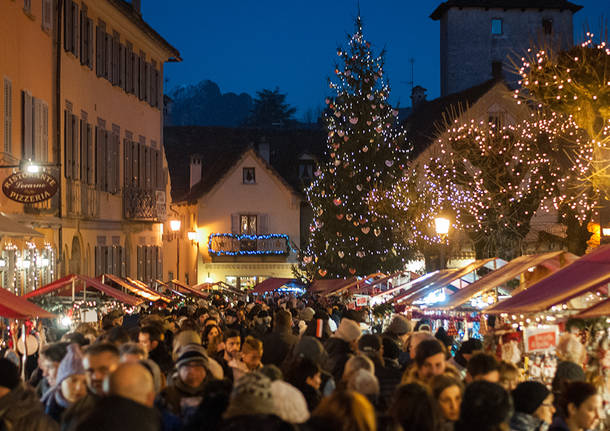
[298,16,412,279]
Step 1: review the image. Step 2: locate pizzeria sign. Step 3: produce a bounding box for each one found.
[2,171,58,203]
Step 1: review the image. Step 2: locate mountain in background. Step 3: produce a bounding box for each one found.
[166,80,253,127]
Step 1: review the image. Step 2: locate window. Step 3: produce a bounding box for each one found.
[491,61,503,79]
[4,79,12,154]
[23,0,31,14]
[240,215,257,235]
[24,92,48,162]
[243,167,255,184]
[136,245,162,282]
[298,161,314,179]
[491,18,503,35]
[542,19,553,35]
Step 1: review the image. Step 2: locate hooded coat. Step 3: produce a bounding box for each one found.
[0,384,58,431]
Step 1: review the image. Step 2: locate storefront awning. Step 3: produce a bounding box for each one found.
[0,213,43,237]
[26,274,144,307]
[310,277,357,295]
[439,251,565,310]
[252,278,294,294]
[486,245,610,314]
[0,286,55,319]
[102,274,167,303]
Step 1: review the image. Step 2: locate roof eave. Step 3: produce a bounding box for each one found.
[430,1,583,20]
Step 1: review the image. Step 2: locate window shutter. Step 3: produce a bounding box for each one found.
[113,133,120,193]
[231,214,239,234]
[133,53,139,98]
[42,0,52,31]
[87,18,93,69]
[95,25,102,76]
[123,138,131,187]
[112,245,119,275]
[80,6,86,63]
[32,98,41,161]
[22,91,33,160]
[94,246,101,277]
[145,146,151,190]
[139,52,145,101]
[41,102,48,162]
[126,43,133,93]
[119,43,126,90]
[156,246,163,281]
[156,149,163,189]
[150,149,157,191]
[138,143,146,189]
[64,0,72,53]
[64,110,72,179]
[158,67,163,109]
[86,124,93,184]
[113,32,120,86]
[258,214,269,234]
[103,131,109,191]
[72,2,79,57]
[4,79,12,154]
[105,32,112,82]
[131,141,138,188]
[72,114,79,179]
[95,126,102,188]
[80,118,86,180]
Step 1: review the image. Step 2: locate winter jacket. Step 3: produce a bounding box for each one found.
[510,412,548,431]
[323,337,353,381]
[60,391,100,431]
[262,329,298,367]
[374,359,402,410]
[548,416,569,431]
[156,373,207,424]
[149,344,174,376]
[0,384,58,431]
[73,395,162,431]
[219,414,296,431]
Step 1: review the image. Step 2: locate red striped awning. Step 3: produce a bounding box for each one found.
[0,287,55,319]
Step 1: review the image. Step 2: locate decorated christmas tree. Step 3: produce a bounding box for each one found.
[300,16,410,279]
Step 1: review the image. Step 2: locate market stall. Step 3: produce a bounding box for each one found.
[251,278,298,295]
[0,285,55,319]
[170,279,210,299]
[438,251,571,310]
[485,245,610,315]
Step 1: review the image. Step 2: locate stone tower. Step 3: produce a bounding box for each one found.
[430,0,582,96]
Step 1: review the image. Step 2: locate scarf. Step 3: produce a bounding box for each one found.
[509,412,548,431]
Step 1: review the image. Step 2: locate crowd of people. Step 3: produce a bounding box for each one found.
[0,293,604,431]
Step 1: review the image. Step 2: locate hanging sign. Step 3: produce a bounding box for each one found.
[523,325,560,353]
[2,171,58,203]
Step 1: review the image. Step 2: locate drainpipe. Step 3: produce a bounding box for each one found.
[55,0,63,276]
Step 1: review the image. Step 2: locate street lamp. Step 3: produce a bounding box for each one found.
[435,216,450,270]
[170,219,181,281]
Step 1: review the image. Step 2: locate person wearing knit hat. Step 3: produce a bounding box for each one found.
[510,381,554,431]
[157,344,213,421]
[299,307,315,323]
[270,380,310,424]
[324,318,361,381]
[223,371,276,419]
[551,361,585,394]
[0,358,59,431]
[44,344,87,422]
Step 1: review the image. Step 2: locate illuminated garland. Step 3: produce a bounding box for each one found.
[208,233,290,256]
[299,16,413,279]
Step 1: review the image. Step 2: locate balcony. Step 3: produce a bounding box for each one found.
[123,187,166,221]
[208,233,290,256]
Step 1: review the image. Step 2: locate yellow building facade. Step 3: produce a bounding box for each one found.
[0,0,180,294]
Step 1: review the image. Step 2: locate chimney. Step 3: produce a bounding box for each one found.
[132,0,141,14]
[189,155,202,190]
[410,85,427,110]
[257,137,270,163]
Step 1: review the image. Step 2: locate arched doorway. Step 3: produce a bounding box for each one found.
[69,236,81,275]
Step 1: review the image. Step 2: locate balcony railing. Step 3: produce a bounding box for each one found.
[208,233,290,256]
[123,187,165,221]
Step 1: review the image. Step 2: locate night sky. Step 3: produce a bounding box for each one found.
[143,0,608,120]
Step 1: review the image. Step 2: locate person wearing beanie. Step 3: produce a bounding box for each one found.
[455,381,511,431]
[223,372,276,419]
[510,381,555,431]
[43,344,87,423]
[270,380,310,424]
[285,336,335,397]
[449,338,483,378]
[324,318,361,381]
[262,310,298,367]
[299,307,315,323]
[347,368,380,409]
[156,343,213,423]
[0,358,59,431]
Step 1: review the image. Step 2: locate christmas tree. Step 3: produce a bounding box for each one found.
[300,16,410,279]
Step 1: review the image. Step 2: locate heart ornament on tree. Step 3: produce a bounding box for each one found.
[346,214,353,221]
[303,256,313,264]
[362,146,368,153]
[349,117,358,125]
[361,227,370,234]
[385,160,394,167]
[337,130,344,137]
[374,228,381,237]
[356,251,365,258]
[336,214,344,220]
[338,251,345,258]
[314,169,322,177]
[356,184,363,191]
[333,198,342,206]
[349,268,356,275]
[318,269,327,277]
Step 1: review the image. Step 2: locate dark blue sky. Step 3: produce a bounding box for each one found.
[143,1,607,120]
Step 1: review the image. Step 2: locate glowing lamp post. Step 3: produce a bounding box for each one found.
[170,220,181,281]
[435,216,450,270]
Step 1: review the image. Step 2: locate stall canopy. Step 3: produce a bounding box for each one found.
[25,274,144,307]
[327,273,385,297]
[439,251,566,310]
[575,297,610,319]
[126,277,172,303]
[486,245,610,314]
[0,213,43,237]
[103,274,170,303]
[399,258,496,305]
[0,286,55,319]
[310,278,357,295]
[252,278,294,294]
[171,279,209,299]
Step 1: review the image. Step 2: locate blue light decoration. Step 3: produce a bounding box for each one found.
[208,233,290,256]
